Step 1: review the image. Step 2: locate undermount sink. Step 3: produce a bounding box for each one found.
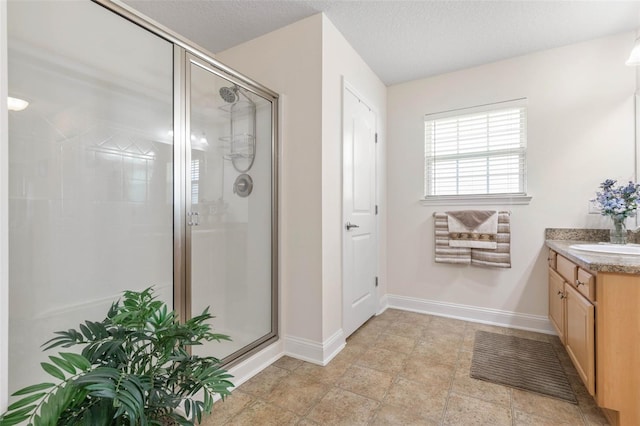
[569,243,640,255]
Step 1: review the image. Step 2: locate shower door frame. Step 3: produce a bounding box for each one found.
[93,0,280,366]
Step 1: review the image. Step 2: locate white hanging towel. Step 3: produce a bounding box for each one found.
[446,210,498,249]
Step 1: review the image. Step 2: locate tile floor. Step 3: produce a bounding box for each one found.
[201,309,609,425]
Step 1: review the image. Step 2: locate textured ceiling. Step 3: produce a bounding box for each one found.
[122,0,640,86]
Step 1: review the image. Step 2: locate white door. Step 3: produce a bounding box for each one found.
[343,86,378,338]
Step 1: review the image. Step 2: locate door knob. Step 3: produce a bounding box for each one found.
[345,221,360,230]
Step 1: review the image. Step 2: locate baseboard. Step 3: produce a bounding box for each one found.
[284,329,346,366]
[377,294,389,315]
[385,294,555,334]
[227,339,284,388]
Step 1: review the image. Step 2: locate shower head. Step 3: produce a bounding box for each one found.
[219,86,238,103]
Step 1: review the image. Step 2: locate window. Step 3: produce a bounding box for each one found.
[191,158,200,204]
[424,99,527,201]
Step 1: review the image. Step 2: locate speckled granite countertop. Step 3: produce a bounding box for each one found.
[546,240,640,275]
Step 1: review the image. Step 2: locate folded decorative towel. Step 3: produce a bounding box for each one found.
[446,210,498,249]
[434,213,471,264]
[471,212,511,268]
[434,211,511,269]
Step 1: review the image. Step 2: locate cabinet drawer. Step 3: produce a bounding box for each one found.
[557,255,577,284]
[548,250,557,269]
[576,268,596,302]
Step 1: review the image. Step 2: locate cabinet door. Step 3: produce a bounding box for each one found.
[548,268,566,344]
[565,283,595,396]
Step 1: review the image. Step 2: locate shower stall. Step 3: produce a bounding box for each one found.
[5,0,278,395]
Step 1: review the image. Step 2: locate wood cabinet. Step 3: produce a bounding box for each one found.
[548,254,595,395]
[564,282,595,395]
[548,268,565,344]
[548,249,640,426]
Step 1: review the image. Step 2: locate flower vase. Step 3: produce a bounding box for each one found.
[610,218,628,244]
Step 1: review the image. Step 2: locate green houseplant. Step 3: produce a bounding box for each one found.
[0,288,233,426]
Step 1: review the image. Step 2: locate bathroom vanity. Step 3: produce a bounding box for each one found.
[546,235,640,426]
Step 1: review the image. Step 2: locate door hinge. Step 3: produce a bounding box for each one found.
[375,205,378,215]
[375,276,379,287]
[375,133,378,143]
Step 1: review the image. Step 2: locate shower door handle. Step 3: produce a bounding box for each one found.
[187,211,199,226]
[345,221,360,231]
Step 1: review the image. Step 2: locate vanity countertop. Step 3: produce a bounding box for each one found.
[546,239,640,274]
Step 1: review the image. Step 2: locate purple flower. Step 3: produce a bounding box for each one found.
[594,179,640,220]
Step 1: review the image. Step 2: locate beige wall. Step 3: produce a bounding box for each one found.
[386,31,637,327]
[321,15,387,341]
[219,15,325,343]
[219,13,386,357]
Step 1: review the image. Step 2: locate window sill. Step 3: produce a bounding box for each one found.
[420,194,533,206]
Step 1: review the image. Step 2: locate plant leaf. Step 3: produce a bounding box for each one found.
[0,405,35,425]
[59,352,91,371]
[40,362,65,381]
[11,382,55,396]
[7,393,45,411]
[48,356,75,375]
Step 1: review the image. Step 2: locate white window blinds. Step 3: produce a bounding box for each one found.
[424,99,527,198]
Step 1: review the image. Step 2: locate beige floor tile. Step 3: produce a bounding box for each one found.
[272,356,304,372]
[296,419,321,426]
[266,373,330,416]
[412,339,460,366]
[293,358,352,385]
[355,346,408,374]
[374,332,417,354]
[306,388,380,425]
[384,376,448,419]
[332,341,367,364]
[201,391,255,426]
[427,316,467,334]
[455,349,473,370]
[512,389,585,424]
[370,404,439,426]
[581,406,610,426]
[385,320,425,339]
[336,364,394,401]
[513,409,585,425]
[443,392,512,426]
[348,323,385,346]
[375,308,405,321]
[237,365,290,399]
[395,311,433,327]
[359,316,393,333]
[207,314,609,426]
[363,315,395,330]
[225,400,299,426]
[400,357,455,386]
[570,383,608,426]
[450,371,511,407]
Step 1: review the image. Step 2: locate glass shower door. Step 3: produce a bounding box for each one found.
[187,56,276,363]
[7,0,174,394]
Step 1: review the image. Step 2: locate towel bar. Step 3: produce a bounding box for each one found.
[432,210,511,217]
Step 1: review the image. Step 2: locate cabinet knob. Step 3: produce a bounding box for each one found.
[576,280,584,287]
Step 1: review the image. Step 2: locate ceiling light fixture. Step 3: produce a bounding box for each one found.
[7,96,29,111]
[626,37,640,66]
